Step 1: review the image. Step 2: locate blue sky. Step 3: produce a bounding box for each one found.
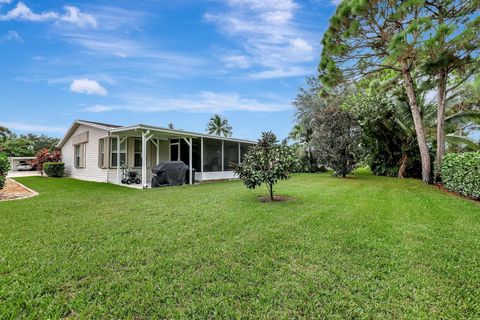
[0,0,337,140]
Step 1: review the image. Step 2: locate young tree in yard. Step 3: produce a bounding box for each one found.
[233,131,299,201]
[32,148,61,176]
[319,0,433,183]
[311,107,362,178]
[206,114,233,137]
[421,0,479,180]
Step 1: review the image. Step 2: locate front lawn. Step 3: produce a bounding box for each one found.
[1,172,479,318]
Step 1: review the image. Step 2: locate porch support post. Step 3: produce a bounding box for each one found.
[156,138,160,164]
[189,138,193,185]
[182,137,193,185]
[116,135,121,184]
[238,142,241,164]
[200,137,204,173]
[141,130,151,188]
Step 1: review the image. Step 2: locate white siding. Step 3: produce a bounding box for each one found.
[62,124,110,183]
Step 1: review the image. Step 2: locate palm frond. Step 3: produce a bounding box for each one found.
[446,134,480,150]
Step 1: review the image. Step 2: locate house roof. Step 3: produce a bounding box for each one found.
[110,124,256,144]
[57,119,256,148]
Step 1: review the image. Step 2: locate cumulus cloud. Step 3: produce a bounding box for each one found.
[83,91,291,113]
[0,2,97,28]
[70,79,108,96]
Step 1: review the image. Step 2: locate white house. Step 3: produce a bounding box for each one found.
[57,120,255,188]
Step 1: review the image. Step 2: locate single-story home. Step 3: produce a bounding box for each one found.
[57,120,256,188]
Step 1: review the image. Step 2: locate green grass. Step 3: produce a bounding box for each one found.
[1,171,479,319]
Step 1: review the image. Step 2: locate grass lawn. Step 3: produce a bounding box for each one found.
[1,171,479,319]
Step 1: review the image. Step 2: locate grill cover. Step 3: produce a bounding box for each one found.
[151,161,188,187]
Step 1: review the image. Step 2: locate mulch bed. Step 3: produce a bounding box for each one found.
[257,195,294,202]
[435,184,479,204]
[0,179,38,201]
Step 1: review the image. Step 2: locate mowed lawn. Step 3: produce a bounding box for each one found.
[1,172,479,319]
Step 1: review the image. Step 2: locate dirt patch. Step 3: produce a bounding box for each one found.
[435,184,479,204]
[0,179,38,201]
[257,195,294,202]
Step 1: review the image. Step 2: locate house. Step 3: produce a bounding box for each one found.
[57,120,255,188]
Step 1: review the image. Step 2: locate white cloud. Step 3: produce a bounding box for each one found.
[1,122,66,133]
[60,6,97,28]
[290,38,313,52]
[0,30,23,43]
[70,79,108,96]
[204,0,316,77]
[331,0,342,5]
[83,91,291,113]
[223,54,251,68]
[248,66,312,79]
[0,2,96,28]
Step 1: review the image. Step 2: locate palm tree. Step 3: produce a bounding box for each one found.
[206,114,233,137]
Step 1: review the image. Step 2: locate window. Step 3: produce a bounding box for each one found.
[98,138,106,168]
[74,144,85,168]
[223,141,239,171]
[134,139,142,167]
[110,137,126,167]
[203,138,222,172]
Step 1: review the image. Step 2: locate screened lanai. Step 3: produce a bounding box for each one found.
[108,124,255,188]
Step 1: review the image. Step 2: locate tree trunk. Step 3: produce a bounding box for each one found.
[402,69,431,184]
[435,69,447,183]
[269,183,274,201]
[398,153,408,179]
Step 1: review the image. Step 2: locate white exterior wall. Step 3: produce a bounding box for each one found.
[62,124,110,183]
[197,171,236,181]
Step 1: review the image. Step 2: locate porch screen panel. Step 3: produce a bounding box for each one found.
[223,141,238,171]
[240,143,252,162]
[180,138,201,171]
[203,138,222,172]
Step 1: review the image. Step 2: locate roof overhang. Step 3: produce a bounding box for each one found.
[110,124,256,144]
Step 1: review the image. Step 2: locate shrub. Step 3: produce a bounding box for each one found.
[32,148,61,175]
[311,107,362,177]
[441,152,480,199]
[0,152,10,189]
[233,131,299,201]
[43,162,65,177]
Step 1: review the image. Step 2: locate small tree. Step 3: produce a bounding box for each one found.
[0,152,10,190]
[32,148,61,176]
[233,131,299,201]
[311,107,362,177]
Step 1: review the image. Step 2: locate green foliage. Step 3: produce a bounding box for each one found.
[0,136,35,157]
[441,152,480,199]
[311,107,362,177]
[206,114,233,137]
[0,130,60,157]
[0,152,10,190]
[43,162,65,178]
[233,131,299,200]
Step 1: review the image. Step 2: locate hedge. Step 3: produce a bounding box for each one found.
[43,162,65,178]
[441,151,480,199]
[0,152,9,189]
